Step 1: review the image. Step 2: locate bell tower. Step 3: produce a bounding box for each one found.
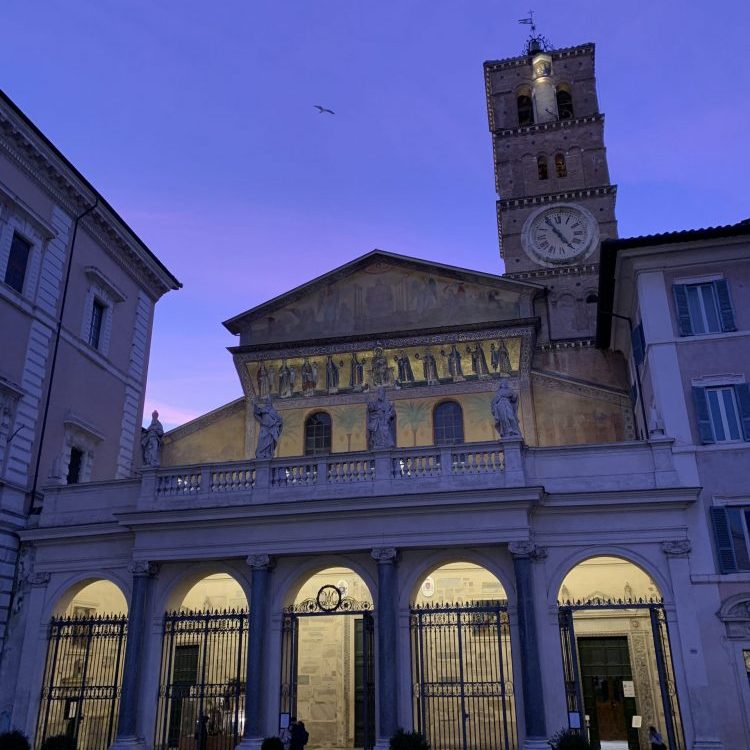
[484,32,617,338]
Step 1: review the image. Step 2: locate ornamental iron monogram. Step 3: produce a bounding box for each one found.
[284,585,373,615]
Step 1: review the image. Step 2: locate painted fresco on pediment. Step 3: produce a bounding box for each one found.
[245,336,521,400]
[246,263,524,344]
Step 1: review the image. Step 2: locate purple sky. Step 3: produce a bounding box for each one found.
[3,1,748,428]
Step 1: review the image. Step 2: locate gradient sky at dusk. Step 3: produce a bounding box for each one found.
[2,1,748,428]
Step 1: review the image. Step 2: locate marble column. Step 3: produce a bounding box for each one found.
[239,554,274,750]
[110,561,158,750]
[372,547,398,749]
[509,542,548,749]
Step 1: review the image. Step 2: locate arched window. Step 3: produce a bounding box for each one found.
[586,293,599,305]
[556,88,574,119]
[555,153,567,178]
[433,401,464,446]
[517,93,534,126]
[304,412,332,455]
[537,155,549,180]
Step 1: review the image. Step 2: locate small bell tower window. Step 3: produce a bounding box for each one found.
[537,155,549,180]
[556,87,574,119]
[555,153,567,178]
[517,90,534,126]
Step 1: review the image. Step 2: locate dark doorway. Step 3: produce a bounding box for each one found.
[578,637,637,750]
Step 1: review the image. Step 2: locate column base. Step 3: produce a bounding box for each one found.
[373,738,390,750]
[523,739,551,750]
[235,737,264,750]
[692,739,725,750]
[108,737,146,750]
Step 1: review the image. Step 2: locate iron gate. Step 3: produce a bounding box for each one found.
[410,601,517,750]
[36,613,128,750]
[280,587,375,750]
[155,609,248,750]
[558,599,685,750]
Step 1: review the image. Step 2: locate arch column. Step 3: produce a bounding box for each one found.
[372,547,398,749]
[110,561,158,750]
[509,542,548,750]
[238,554,275,750]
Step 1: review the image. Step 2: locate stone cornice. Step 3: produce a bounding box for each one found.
[498,185,616,211]
[484,43,594,73]
[506,264,599,281]
[0,98,180,299]
[492,113,604,139]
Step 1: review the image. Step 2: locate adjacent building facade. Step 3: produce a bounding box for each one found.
[1,36,749,750]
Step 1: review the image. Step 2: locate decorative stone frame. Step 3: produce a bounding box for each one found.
[80,266,126,357]
[0,195,53,304]
[49,412,104,485]
[719,594,750,639]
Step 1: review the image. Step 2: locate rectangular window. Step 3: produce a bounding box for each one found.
[711,506,750,573]
[67,446,84,485]
[4,232,32,293]
[88,299,106,349]
[693,384,750,444]
[673,280,736,335]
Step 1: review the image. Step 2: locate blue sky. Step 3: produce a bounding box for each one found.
[3,1,748,427]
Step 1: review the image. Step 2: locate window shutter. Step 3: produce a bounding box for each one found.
[710,507,738,574]
[672,284,692,336]
[714,279,737,332]
[691,387,714,444]
[736,384,750,441]
[631,323,645,366]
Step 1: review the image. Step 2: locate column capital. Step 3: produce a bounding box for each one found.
[128,560,159,577]
[247,553,275,570]
[508,541,547,560]
[371,547,398,564]
[661,539,691,557]
[26,571,51,587]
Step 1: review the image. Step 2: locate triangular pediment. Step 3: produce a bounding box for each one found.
[224,250,541,346]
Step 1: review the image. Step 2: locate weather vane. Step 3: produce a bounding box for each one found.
[518,9,552,55]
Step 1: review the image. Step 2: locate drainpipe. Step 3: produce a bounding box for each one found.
[29,197,99,511]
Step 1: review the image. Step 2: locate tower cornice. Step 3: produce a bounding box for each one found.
[491,112,604,139]
[498,185,617,211]
[483,43,595,73]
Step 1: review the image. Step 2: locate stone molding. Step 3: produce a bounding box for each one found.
[661,539,691,557]
[371,547,398,564]
[508,541,548,560]
[718,594,750,639]
[26,571,51,586]
[247,553,275,570]
[129,560,159,577]
[498,184,616,211]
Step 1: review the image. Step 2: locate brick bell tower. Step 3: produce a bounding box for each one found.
[484,28,617,339]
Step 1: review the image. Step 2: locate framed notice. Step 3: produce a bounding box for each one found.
[568,712,581,729]
[632,715,643,728]
[622,680,635,697]
[279,713,290,729]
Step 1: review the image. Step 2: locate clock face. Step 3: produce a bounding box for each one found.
[521,204,599,267]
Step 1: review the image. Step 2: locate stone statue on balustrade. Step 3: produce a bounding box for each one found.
[394,351,414,386]
[253,397,283,459]
[491,379,521,438]
[349,352,365,391]
[367,386,396,450]
[278,360,295,398]
[490,339,512,374]
[141,410,164,467]
[326,355,340,394]
[416,350,439,385]
[467,343,491,379]
[301,358,317,396]
[256,362,274,398]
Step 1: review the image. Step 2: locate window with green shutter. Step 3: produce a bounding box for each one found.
[673,280,736,335]
[693,384,750,444]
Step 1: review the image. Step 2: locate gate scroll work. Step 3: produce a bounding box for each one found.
[410,601,517,750]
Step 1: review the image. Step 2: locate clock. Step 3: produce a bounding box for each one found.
[521,203,599,267]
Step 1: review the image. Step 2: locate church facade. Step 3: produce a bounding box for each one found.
[1,36,750,750]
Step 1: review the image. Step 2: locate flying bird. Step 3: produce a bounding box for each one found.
[314,105,335,115]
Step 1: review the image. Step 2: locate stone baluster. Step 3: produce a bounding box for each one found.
[239,554,274,750]
[110,561,158,750]
[509,542,548,749]
[372,547,399,749]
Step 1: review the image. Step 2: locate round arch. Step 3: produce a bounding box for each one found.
[273,554,376,612]
[47,572,130,618]
[156,561,251,613]
[547,547,671,606]
[401,550,515,609]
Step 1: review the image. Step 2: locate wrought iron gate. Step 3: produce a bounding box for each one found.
[155,609,248,750]
[410,601,517,750]
[36,613,128,750]
[280,587,375,750]
[558,600,685,750]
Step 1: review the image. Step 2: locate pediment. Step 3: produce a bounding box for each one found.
[224,251,540,347]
